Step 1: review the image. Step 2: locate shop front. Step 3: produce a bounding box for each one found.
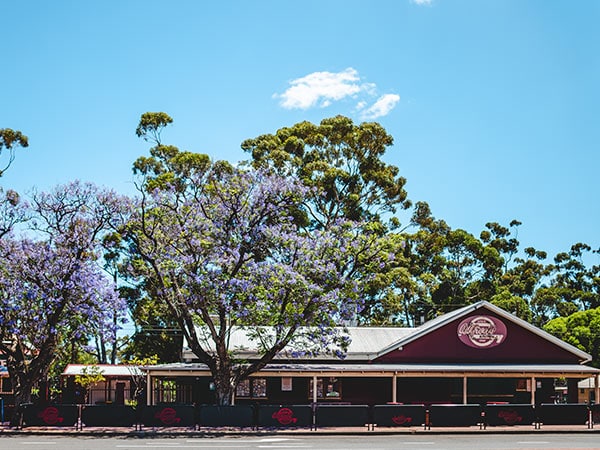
[143,301,600,407]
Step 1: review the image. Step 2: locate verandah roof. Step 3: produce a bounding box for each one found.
[144,362,600,379]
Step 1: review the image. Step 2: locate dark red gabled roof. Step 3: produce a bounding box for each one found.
[373,301,591,365]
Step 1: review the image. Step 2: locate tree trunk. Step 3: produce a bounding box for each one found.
[5,336,57,427]
[213,370,236,406]
[7,357,35,427]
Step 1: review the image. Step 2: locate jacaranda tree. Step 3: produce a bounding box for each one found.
[123,127,388,403]
[0,181,127,421]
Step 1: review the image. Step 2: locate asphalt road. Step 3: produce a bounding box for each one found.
[1,434,600,450]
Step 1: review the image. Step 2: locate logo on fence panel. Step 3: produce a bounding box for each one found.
[457,315,507,349]
[498,409,522,425]
[155,407,181,425]
[391,415,412,425]
[272,407,298,425]
[38,406,64,425]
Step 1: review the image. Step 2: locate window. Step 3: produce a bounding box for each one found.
[156,379,177,403]
[516,379,531,392]
[236,378,267,398]
[0,377,12,394]
[236,379,251,397]
[281,377,293,391]
[309,377,342,400]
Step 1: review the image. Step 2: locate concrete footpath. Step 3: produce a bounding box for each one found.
[1,424,600,436]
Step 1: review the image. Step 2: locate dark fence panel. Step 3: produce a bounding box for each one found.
[81,405,136,427]
[198,405,255,428]
[315,404,370,428]
[537,403,589,425]
[485,404,535,426]
[372,404,426,427]
[428,404,482,428]
[142,405,196,427]
[257,405,313,428]
[591,403,600,425]
[22,404,79,427]
[2,404,15,424]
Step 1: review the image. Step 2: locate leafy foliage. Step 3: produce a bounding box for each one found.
[242,115,411,228]
[74,365,106,404]
[120,114,394,403]
[0,128,28,176]
[544,308,600,367]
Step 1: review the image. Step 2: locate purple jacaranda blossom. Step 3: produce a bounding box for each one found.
[0,181,129,415]
[124,163,391,405]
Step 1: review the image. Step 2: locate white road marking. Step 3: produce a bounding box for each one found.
[401,443,435,446]
[145,443,183,446]
[256,444,312,448]
[186,438,301,443]
[517,442,550,444]
[116,446,248,449]
[20,444,57,446]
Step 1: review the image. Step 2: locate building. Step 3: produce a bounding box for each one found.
[0,358,13,405]
[61,364,143,405]
[577,377,597,404]
[142,301,600,406]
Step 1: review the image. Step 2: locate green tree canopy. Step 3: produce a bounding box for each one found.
[544,307,600,367]
[241,115,411,229]
[0,128,28,176]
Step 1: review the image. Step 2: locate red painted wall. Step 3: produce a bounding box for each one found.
[375,309,581,364]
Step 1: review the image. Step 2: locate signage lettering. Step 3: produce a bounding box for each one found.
[457,315,507,349]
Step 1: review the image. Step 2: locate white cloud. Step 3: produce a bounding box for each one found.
[276,68,368,110]
[411,0,433,5]
[355,100,368,111]
[359,94,401,120]
[276,68,401,119]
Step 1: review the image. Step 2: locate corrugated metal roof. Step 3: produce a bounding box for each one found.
[62,364,143,377]
[180,302,592,365]
[144,362,600,377]
[182,326,415,361]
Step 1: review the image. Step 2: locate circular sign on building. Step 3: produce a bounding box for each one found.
[457,315,507,349]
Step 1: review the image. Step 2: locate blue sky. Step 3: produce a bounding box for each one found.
[2,0,598,260]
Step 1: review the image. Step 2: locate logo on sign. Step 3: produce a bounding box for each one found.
[38,406,64,425]
[457,315,507,349]
[272,407,298,425]
[391,415,412,425]
[498,409,522,425]
[154,407,181,425]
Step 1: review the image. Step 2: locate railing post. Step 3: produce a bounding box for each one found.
[77,404,82,431]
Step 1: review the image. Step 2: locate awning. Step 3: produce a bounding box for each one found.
[143,362,600,379]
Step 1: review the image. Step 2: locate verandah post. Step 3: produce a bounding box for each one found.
[146,373,152,406]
